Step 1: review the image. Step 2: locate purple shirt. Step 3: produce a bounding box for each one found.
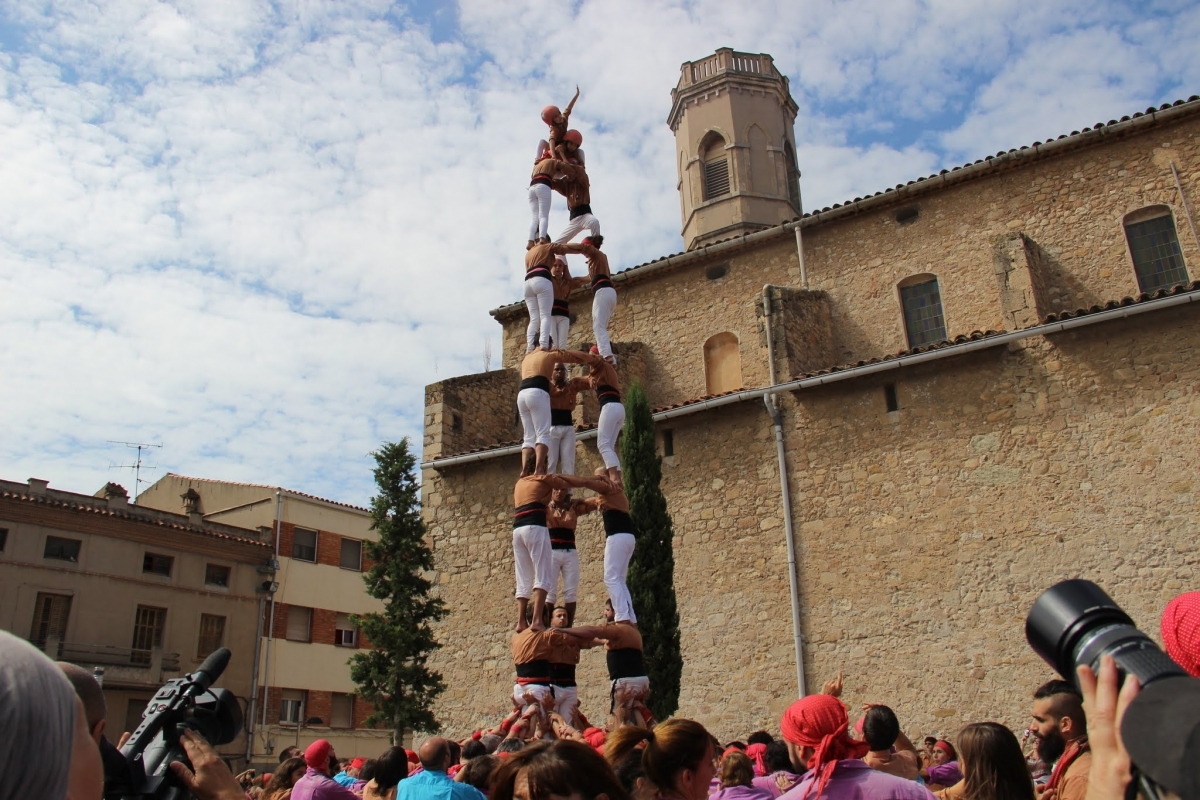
[779,761,936,800]
[925,762,962,787]
[292,768,362,800]
[753,771,804,799]
[712,786,774,800]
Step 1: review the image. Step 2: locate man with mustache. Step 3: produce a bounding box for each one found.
[1030,679,1090,800]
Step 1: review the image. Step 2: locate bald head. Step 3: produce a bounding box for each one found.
[418,736,450,771]
[57,662,107,742]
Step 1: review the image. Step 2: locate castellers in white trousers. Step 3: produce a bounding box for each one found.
[517,388,552,450]
[528,183,552,242]
[592,286,617,359]
[553,212,601,244]
[524,276,554,351]
[597,402,625,471]
[603,532,637,623]
[547,424,576,475]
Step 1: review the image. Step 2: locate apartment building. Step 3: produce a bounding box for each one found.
[0,477,272,765]
[136,474,389,760]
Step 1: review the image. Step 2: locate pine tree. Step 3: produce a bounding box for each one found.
[350,438,447,742]
[621,380,683,720]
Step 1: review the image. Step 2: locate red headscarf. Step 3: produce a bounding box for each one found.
[934,740,957,761]
[1162,591,1200,677]
[583,727,607,752]
[780,695,869,800]
[745,742,768,777]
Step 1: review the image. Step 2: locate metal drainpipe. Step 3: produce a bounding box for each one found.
[245,593,266,762]
[260,490,283,743]
[1171,162,1200,256]
[761,288,807,697]
[794,225,808,290]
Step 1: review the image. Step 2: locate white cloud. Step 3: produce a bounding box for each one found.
[0,0,1194,504]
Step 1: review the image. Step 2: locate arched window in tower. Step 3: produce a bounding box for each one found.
[1123,205,1189,293]
[703,332,742,394]
[700,132,730,201]
[898,274,947,348]
[785,141,802,212]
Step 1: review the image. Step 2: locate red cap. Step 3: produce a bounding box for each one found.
[564,129,583,146]
[472,730,482,740]
[581,237,593,247]
[589,345,600,354]
[350,758,366,770]
[541,105,561,124]
[304,739,332,769]
[406,749,419,764]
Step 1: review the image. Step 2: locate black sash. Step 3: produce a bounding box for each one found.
[551,298,569,317]
[551,662,577,687]
[597,383,621,406]
[519,376,550,392]
[606,648,646,680]
[592,274,614,291]
[602,509,636,537]
[550,408,573,426]
[549,527,576,549]
[569,203,592,219]
[513,502,547,529]
[526,265,552,281]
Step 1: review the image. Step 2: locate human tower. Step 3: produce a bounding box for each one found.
[499,88,652,741]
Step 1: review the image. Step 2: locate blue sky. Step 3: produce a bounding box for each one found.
[0,0,1197,507]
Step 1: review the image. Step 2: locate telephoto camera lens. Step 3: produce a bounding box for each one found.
[1026,579,1187,687]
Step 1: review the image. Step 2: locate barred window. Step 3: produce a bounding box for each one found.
[197,614,226,659]
[131,606,167,665]
[899,275,948,348]
[1124,207,1189,293]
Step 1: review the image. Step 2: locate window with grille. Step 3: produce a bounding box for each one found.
[331,693,354,728]
[335,613,357,647]
[900,277,948,348]
[280,689,305,724]
[30,593,72,651]
[285,606,312,642]
[196,614,226,659]
[292,528,317,562]
[131,606,167,665]
[143,552,174,577]
[340,538,362,571]
[703,157,730,200]
[44,536,81,562]
[1125,211,1190,292]
[204,563,231,588]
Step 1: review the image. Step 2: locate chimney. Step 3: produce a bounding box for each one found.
[27,478,49,495]
[99,482,129,509]
[181,488,201,515]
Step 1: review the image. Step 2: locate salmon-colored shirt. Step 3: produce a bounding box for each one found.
[565,241,610,281]
[589,358,621,392]
[550,377,591,410]
[597,621,642,652]
[511,628,569,665]
[579,481,630,515]
[545,160,590,208]
[525,242,571,277]
[531,157,558,180]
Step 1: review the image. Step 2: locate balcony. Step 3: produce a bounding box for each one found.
[674,49,780,92]
[43,637,181,689]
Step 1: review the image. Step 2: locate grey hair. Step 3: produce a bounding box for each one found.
[0,630,77,800]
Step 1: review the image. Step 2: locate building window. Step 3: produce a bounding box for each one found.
[661,429,675,458]
[44,535,81,562]
[204,564,231,588]
[703,332,743,395]
[331,693,354,729]
[0,527,7,552]
[884,384,899,412]
[142,552,174,577]
[131,606,167,665]
[899,275,948,348]
[700,132,730,201]
[285,606,312,642]
[280,689,305,725]
[31,593,72,652]
[335,613,358,647]
[292,528,317,562]
[340,539,363,571]
[1124,207,1190,293]
[197,614,226,659]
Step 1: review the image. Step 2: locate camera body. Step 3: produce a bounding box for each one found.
[106,648,242,800]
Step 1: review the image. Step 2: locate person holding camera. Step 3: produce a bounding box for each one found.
[1030,681,1090,800]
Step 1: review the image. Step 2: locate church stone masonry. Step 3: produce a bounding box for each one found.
[421,49,1200,740]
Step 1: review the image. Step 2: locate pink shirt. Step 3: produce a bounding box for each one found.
[779,761,936,800]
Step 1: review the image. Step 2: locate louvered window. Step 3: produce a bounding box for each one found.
[703,157,730,200]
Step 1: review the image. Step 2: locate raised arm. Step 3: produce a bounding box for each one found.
[547,474,610,493]
[563,85,580,118]
[555,348,599,367]
[572,498,599,516]
[558,624,609,640]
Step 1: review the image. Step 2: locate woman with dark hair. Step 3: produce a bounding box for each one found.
[456,754,499,795]
[261,757,306,800]
[922,740,962,790]
[490,740,630,800]
[943,723,1036,800]
[712,751,771,800]
[613,748,657,800]
[363,747,410,800]
[751,740,801,799]
[605,718,716,800]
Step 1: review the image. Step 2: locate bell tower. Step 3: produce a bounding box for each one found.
[668,49,801,251]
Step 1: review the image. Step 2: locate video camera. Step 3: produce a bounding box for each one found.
[105,647,243,800]
[1026,579,1200,800]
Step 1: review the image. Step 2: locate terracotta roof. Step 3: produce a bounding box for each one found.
[492,95,1200,318]
[443,280,1200,461]
[0,482,271,548]
[164,473,371,513]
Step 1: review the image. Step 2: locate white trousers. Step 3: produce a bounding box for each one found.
[517,387,552,449]
[611,676,650,708]
[524,276,554,351]
[549,315,570,350]
[528,183,552,241]
[545,548,580,605]
[512,683,552,716]
[553,212,601,244]
[513,524,553,598]
[547,424,576,475]
[597,402,626,470]
[552,686,580,726]
[592,287,617,359]
[604,532,637,623]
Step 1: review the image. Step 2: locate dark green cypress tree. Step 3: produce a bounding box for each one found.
[622,380,683,720]
[350,438,447,742]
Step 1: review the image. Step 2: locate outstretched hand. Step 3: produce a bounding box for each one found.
[1078,656,1139,800]
[822,672,844,697]
[169,729,246,800]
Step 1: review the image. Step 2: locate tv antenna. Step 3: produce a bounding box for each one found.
[107,441,162,502]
